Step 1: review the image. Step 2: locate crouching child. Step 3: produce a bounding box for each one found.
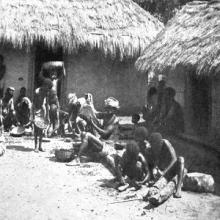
[115,141,150,192]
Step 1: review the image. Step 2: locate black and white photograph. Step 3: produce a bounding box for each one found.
[0,0,219,219]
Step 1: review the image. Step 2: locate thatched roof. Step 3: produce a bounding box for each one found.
[0,0,163,59]
[136,0,220,75]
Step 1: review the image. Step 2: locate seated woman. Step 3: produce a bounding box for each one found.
[66,93,86,136]
[2,87,17,131]
[115,141,150,191]
[15,87,26,110]
[16,97,32,128]
[67,97,120,165]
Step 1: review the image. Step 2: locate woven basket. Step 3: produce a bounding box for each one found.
[55,149,74,162]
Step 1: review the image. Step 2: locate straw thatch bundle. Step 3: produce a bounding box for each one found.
[0,0,163,59]
[136,0,220,75]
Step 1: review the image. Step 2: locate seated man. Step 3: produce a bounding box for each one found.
[15,87,26,111]
[115,141,150,191]
[148,132,185,198]
[67,97,120,165]
[16,97,32,127]
[2,87,17,131]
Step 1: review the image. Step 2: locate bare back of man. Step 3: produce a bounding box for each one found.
[149,133,185,198]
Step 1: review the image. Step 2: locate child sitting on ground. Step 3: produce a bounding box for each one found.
[134,127,155,183]
[115,141,150,192]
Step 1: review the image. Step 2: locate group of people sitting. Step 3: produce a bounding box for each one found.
[54,79,185,200]
[0,75,185,203]
[139,78,184,136]
[29,77,120,153]
[0,86,32,132]
[114,128,185,199]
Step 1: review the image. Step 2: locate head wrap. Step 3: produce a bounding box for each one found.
[8,87,15,91]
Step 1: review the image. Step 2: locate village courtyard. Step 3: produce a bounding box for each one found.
[0,0,220,219]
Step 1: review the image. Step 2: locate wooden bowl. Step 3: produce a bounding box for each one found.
[10,126,25,137]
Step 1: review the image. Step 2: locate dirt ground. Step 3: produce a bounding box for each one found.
[0,131,220,220]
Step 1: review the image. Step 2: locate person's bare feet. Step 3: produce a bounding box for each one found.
[66,158,80,166]
[173,191,182,198]
[39,147,45,152]
[117,183,129,192]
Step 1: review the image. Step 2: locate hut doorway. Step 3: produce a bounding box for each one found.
[189,75,212,136]
[34,43,63,99]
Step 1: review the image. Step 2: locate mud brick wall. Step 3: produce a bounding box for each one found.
[0,47,31,100]
[64,49,146,114]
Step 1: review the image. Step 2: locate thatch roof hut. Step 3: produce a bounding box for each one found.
[0,0,164,114]
[136,0,220,75]
[0,0,163,59]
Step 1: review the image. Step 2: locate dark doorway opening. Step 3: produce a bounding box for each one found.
[34,43,63,99]
[190,75,212,136]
